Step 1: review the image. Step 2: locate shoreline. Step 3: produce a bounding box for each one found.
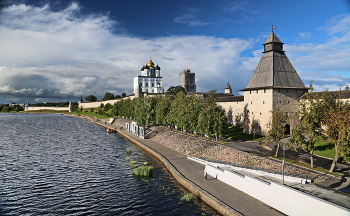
[73,114,242,216]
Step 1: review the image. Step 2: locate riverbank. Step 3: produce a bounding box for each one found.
[71,115,350,214]
[69,115,286,215]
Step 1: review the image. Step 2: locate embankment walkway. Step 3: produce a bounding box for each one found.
[83,117,284,216]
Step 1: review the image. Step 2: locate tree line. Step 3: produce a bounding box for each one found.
[0,104,24,112]
[85,92,127,102]
[266,91,350,172]
[92,87,228,141]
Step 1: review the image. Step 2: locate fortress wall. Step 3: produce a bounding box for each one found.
[25,107,70,111]
[217,101,245,125]
[78,96,137,109]
[243,89,273,134]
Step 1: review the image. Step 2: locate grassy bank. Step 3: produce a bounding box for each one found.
[21,110,70,113]
[272,156,342,176]
[313,137,335,159]
[223,125,265,141]
[71,111,110,119]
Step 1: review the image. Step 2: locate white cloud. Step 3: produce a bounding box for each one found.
[174,7,213,26]
[298,32,311,40]
[0,2,349,104]
[0,2,253,103]
[174,14,213,26]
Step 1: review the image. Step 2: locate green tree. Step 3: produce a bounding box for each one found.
[122,93,127,97]
[102,92,115,101]
[324,98,350,171]
[155,96,172,126]
[85,95,97,102]
[265,106,288,157]
[115,95,122,99]
[289,92,325,168]
[165,86,186,96]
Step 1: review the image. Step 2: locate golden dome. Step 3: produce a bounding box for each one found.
[147,58,155,67]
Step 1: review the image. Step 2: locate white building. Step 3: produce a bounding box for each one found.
[134,58,164,94]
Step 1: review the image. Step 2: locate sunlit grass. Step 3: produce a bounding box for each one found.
[223,125,265,141]
[313,137,335,159]
[71,111,110,119]
[272,156,342,176]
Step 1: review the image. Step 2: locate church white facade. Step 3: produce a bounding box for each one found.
[133,58,164,94]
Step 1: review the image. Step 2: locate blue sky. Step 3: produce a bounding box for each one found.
[0,0,349,104]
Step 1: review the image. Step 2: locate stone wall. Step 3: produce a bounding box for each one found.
[111,119,316,178]
[25,106,70,111]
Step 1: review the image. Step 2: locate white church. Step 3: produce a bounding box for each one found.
[133,58,164,95]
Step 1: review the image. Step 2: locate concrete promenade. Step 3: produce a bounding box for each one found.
[87,118,284,216]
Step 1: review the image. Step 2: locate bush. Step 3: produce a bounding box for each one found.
[132,166,154,177]
[180,193,196,202]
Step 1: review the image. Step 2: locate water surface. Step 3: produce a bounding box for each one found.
[0,113,216,215]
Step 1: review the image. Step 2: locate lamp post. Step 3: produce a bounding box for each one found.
[282,145,285,185]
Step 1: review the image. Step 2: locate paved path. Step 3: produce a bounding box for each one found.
[88,117,349,214]
[118,128,285,216]
[225,139,350,195]
[86,118,286,216]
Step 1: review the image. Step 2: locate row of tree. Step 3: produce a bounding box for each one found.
[266,91,350,172]
[85,92,127,102]
[98,87,227,141]
[0,104,24,112]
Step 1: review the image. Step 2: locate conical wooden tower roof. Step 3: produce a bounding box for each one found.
[241,32,307,91]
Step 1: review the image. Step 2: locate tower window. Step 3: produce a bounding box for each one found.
[256,90,258,93]
[263,101,265,104]
[250,90,251,94]
[251,102,252,104]
[146,83,148,87]
[260,112,262,115]
[264,89,266,93]
[152,83,154,87]
[140,83,142,87]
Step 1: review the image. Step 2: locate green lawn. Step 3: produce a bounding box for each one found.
[272,156,342,176]
[223,125,265,141]
[72,111,111,119]
[313,136,335,159]
[22,110,69,113]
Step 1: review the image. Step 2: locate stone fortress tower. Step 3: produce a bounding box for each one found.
[217,31,309,135]
[134,58,164,95]
[241,31,308,134]
[179,63,196,93]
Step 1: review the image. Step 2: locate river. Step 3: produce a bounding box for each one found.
[0,113,217,215]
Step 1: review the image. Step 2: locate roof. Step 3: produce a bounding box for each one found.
[225,82,232,89]
[217,96,244,102]
[264,31,283,44]
[242,32,306,91]
[300,90,350,100]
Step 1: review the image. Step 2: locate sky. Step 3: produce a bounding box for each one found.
[0,0,350,104]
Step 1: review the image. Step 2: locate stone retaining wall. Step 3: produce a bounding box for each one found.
[111,119,316,178]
